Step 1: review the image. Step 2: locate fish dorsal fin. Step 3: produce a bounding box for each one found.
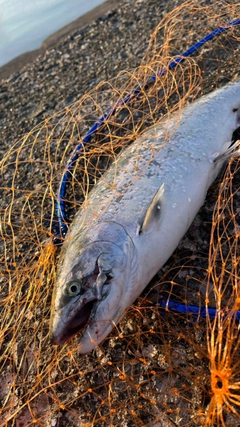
[138,184,164,235]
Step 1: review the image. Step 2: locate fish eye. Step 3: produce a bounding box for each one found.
[65,280,81,297]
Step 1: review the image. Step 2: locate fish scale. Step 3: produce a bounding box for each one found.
[69,89,233,232]
[50,81,240,353]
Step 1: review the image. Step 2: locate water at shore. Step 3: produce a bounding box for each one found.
[0,0,106,67]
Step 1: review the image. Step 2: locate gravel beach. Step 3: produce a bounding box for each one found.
[0,0,240,425]
[0,0,172,156]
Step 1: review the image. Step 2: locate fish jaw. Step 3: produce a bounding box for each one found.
[73,285,127,354]
[50,286,99,345]
[76,249,140,353]
[50,222,138,351]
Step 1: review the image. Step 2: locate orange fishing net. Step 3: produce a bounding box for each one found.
[0,1,240,425]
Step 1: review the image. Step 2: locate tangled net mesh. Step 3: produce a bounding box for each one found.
[0,0,240,425]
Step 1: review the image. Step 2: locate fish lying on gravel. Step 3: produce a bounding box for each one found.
[50,81,240,354]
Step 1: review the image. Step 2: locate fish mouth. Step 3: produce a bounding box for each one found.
[51,299,97,345]
[51,282,111,345]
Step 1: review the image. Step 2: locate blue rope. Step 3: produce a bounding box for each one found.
[53,18,240,242]
[158,297,240,321]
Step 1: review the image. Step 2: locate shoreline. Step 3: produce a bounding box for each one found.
[0,0,118,81]
[0,0,168,153]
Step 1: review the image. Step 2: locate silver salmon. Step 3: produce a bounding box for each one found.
[50,81,240,353]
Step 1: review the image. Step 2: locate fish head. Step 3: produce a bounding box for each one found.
[50,222,137,353]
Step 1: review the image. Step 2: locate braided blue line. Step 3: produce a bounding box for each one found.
[54,18,240,241]
[158,298,240,321]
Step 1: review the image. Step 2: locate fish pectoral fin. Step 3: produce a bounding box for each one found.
[138,183,164,235]
[211,139,240,164]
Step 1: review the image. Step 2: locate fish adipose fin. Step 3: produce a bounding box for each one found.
[211,139,240,164]
[138,184,164,235]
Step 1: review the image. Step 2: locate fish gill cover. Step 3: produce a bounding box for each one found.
[0,0,240,425]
